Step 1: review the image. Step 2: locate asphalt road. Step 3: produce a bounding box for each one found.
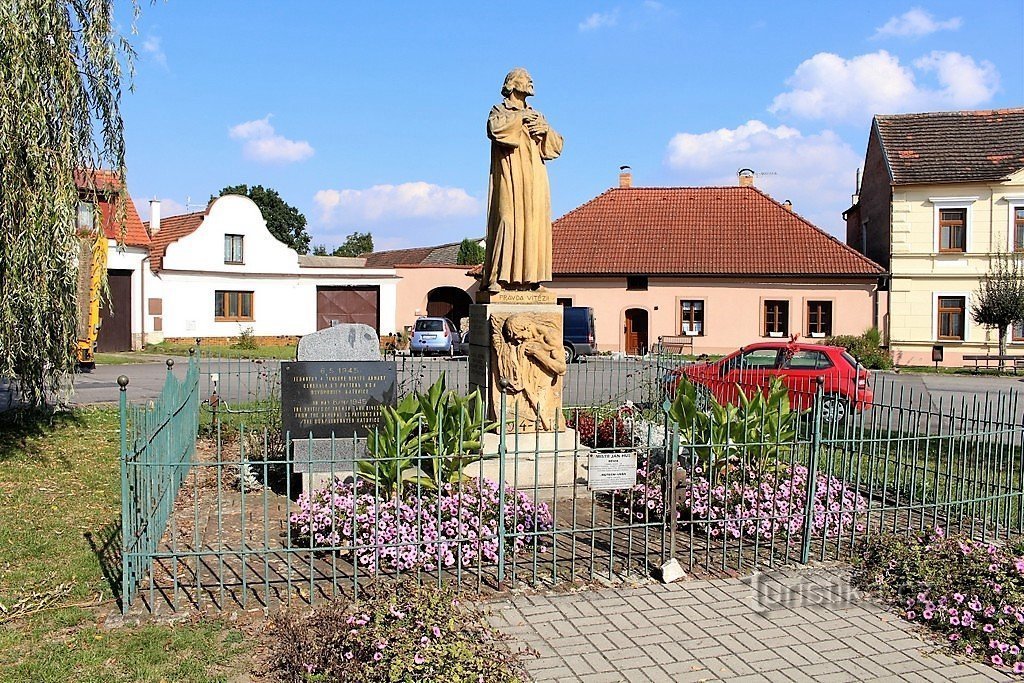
[60,356,1024,425]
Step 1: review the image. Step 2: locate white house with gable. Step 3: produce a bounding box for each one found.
[145,194,398,343]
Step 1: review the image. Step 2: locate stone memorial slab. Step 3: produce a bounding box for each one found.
[296,323,382,362]
[282,361,396,474]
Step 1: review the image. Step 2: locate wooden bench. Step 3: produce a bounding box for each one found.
[653,335,695,356]
[962,354,1024,374]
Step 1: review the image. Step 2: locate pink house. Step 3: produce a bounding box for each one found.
[547,173,886,355]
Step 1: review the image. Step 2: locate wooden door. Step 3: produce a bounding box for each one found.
[97,269,133,352]
[624,308,648,355]
[316,286,379,331]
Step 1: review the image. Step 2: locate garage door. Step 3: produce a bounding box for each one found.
[97,269,133,352]
[316,286,379,331]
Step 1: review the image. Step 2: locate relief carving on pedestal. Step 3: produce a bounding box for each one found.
[490,312,566,432]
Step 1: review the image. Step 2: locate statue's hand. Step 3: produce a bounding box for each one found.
[527,120,549,137]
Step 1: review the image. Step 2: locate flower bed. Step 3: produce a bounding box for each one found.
[853,528,1024,674]
[266,582,530,682]
[290,478,553,573]
[619,464,867,542]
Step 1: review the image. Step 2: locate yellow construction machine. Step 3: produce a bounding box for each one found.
[75,206,108,370]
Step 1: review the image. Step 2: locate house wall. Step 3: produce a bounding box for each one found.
[154,195,399,341]
[393,265,479,331]
[888,172,1024,365]
[106,245,153,349]
[847,126,893,270]
[155,271,398,339]
[548,277,880,355]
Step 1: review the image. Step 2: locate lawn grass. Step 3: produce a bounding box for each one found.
[0,408,250,682]
[146,341,296,360]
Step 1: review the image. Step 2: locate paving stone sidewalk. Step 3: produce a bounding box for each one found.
[487,567,1010,682]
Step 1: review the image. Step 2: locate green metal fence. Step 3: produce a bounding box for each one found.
[119,354,200,610]
[118,353,1024,614]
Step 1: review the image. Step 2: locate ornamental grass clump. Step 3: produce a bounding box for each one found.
[290,478,553,572]
[853,528,1024,673]
[265,582,531,682]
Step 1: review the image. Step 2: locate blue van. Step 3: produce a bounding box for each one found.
[562,306,596,363]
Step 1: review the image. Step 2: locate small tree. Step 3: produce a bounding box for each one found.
[332,231,373,257]
[215,184,311,254]
[456,238,486,265]
[311,244,327,256]
[972,253,1024,368]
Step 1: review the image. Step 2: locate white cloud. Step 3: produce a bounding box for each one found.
[228,115,314,164]
[873,8,961,39]
[665,120,861,236]
[769,50,998,122]
[313,182,480,224]
[579,10,618,32]
[141,35,167,68]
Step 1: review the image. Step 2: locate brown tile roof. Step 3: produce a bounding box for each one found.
[551,187,885,277]
[875,108,1024,185]
[75,169,150,247]
[146,211,206,271]
[362,239,484,267]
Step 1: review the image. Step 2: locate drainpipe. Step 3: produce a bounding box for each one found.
[139,254,149,348]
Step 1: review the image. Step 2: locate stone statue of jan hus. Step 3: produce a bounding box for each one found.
[481,68,564,293]
[491,312,566,432]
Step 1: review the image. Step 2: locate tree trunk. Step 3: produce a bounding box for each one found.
[999,324,1008,371]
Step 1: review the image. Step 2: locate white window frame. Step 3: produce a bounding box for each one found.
[929,197,978,254]
[1006,196,1024,253]
[932,291,971,343]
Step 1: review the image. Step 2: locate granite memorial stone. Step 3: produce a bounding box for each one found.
[296,323,381,362]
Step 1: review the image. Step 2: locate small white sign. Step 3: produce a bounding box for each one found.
[588,451,638,491]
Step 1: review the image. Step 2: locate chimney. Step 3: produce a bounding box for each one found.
[149,199,161,236]
[738,168,755,187]
[618,165,632,188]
[782,200,793,212]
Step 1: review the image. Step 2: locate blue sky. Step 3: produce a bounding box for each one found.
[122,1,1024,251]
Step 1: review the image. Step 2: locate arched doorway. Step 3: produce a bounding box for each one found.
[624,308,649,355]
[426,287,473,328]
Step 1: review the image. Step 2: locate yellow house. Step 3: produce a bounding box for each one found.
[846,108,1024,366]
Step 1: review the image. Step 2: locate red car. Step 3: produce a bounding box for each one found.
[669,341,872,421]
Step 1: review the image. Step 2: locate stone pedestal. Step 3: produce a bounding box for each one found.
[468,294,580,497]
[468,300,564,426]
[463,430,592,500]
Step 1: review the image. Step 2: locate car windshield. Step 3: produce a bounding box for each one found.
[415,319,444,332]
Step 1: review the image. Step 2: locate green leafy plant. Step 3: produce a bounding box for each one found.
[827,327,892,370]
[668,374,799,481]
[232,325,258,350]
[360,376,495,497]
[361,393,434,499]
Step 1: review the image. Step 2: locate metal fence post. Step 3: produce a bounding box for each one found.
[800,377,825,565]
[496,382,509,586]
[117,374,130,613]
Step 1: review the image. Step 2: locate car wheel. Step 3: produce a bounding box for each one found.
[563,344,575,364]
[820,394,848,424]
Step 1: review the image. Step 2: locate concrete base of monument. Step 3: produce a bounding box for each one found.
[463,429,592,499]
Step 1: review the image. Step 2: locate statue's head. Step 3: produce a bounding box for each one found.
[501,68,534,99]
[503,314,533,343]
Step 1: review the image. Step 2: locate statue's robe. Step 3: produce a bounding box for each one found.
[482,101,563,290]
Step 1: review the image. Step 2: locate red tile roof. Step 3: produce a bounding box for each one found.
[146,211,206,271]
[875,108,1024,185]
[551,187,884,277]
[75,169,150,247]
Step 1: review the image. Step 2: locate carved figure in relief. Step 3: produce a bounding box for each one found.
[491,312,566,431]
